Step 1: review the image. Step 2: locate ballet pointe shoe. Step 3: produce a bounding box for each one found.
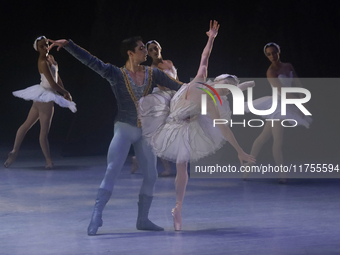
[278,173,287,184]
[136,194,164,231]
[242,162,255,181]
[131,156,138,174]
[45,163,54,170]
[4,151,18,168]
[87,188,112,236]
[45,159,54,170]
[172,203,182,231]
[278,178,287,184]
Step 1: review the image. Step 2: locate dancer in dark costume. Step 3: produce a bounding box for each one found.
[48,36,182,235]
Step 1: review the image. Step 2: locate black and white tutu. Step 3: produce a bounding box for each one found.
[12,65,76,113]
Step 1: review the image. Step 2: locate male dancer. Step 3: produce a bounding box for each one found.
[48,37,182,235]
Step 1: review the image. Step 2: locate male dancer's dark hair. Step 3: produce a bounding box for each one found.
[120,36,143,61]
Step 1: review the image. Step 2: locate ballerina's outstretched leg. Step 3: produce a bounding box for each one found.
[4,103,40,167]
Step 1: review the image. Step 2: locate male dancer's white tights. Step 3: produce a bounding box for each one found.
[99,121,158,196]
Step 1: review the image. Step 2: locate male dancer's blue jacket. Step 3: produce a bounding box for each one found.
[64,40,183,127]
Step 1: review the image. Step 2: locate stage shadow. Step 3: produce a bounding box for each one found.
[8,165,90,171]
[94,226,264,239]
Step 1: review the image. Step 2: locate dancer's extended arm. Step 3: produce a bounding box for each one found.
[48,39,116,80]
[187,20,220,101]
[191,20,255,164]
[195,20,220,80]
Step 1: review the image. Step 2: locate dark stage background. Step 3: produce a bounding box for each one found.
[1,0,339,161]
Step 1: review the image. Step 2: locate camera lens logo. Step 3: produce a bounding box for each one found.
[197,82,222,107]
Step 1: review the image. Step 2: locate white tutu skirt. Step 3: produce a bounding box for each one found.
[13,85,77,113]
[245,96,312,128]
[139,90,231,163]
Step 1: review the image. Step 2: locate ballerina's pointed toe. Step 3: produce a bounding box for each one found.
[172,207,182,231]
[4,151,18,168]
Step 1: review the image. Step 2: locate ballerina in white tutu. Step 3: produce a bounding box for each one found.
[4,36,76,169]
[138,20,256,230]
[244,42,312,183]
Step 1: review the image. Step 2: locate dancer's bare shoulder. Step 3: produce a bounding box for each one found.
[266,67,278,78]
[267,62,293,78]
[163,60,174,66]
[158,60,174,70]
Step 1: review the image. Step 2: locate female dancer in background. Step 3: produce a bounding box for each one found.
[139,21,255,230]
[4,36,76,169]
[131,39,178,176]
[243,42,312,183]
[146,40,179,83]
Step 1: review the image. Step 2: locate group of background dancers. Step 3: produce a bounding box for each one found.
[3,20,311,234]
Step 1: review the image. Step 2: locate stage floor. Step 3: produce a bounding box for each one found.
[1,146,340,255]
